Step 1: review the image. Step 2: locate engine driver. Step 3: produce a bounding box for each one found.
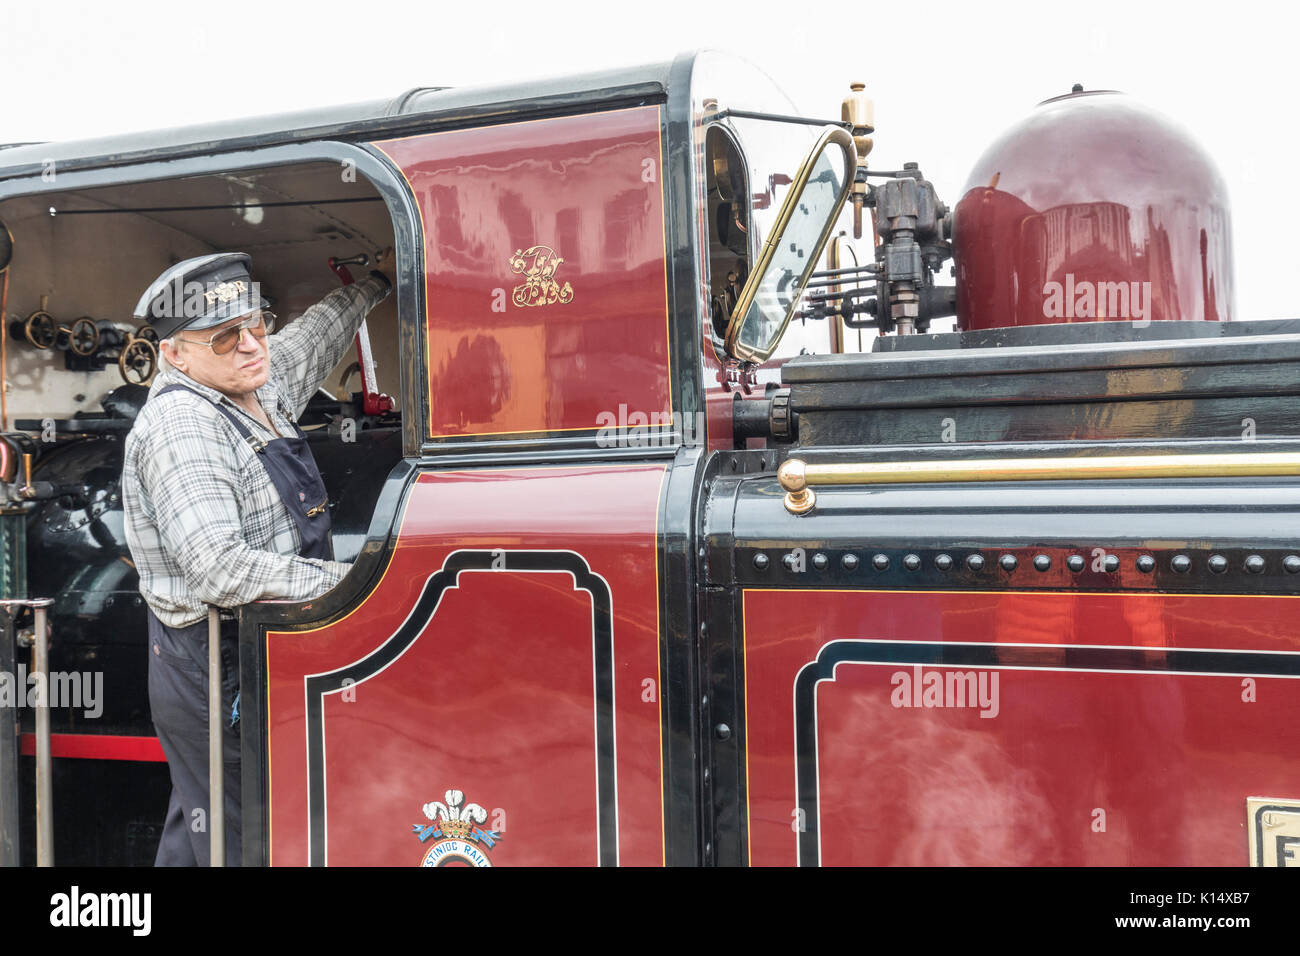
[122,249,394,866]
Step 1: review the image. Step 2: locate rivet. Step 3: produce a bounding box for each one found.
[1284,555,1300,574]
[1104,555,1120,573]
[842,553,859,571]
[903,553,921,571]
[1136,555,1155,573]
[872,553,890,571]
[714,723,731,740]
[812,553,828,571]
[935,553,953,571]
[1244,554,1265,574]
[1067,555,1085,572]
[999,554,1017,572]
[752,552,769,571]
[1033,554,1051,572]
[1208,554,1228,574]
[966,554,985,572]
[1171,554,1191,573]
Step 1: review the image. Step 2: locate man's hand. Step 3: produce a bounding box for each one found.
[373,246,395,287]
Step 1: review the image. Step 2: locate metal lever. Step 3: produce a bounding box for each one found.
[327,253,393,417]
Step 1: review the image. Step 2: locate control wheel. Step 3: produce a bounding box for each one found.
[69,317,100,357]
[119,338,158,385]
[136,324,159,346]
[24,311,57,349]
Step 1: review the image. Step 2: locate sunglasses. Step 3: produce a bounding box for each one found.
[179,311,277,355]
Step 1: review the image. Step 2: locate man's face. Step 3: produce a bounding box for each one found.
[163,312,270,398]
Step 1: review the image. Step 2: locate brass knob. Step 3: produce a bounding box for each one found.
[778,458,816,515]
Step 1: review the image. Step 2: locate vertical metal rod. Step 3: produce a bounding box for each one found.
[0,606,19,867]
[32,601,52,867]
[208,606,223,867]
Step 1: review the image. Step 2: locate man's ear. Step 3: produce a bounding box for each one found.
[159,338,186,373]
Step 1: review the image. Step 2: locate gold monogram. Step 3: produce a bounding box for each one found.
[508,245,574,308]
[203,280,247,305]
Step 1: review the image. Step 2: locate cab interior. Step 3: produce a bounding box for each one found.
[0,159,405,561]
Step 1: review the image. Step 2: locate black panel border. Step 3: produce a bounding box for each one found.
[792,639,1300,866]
[304,548,616,866]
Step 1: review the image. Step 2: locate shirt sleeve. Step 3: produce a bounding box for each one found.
[269,274,392,419]
[136,395,353,609]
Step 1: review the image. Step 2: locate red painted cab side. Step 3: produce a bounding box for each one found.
[263,465,668,866]
[373,107,672,443]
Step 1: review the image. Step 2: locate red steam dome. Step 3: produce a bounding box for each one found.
[953,88,1234,331]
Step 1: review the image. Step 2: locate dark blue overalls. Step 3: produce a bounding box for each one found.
[148,384,333,866]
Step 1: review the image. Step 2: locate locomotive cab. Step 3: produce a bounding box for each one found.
[0,150,407,864]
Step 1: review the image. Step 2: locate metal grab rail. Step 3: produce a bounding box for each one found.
[208,606,223,867]
[0,603,18,867]
[0,597,55,866]
[777,452,1300,515]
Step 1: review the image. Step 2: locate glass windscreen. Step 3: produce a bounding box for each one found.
[730,131,854,360]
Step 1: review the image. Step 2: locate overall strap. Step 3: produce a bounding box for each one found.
[155,383,276,453]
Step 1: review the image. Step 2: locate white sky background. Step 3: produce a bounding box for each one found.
[2,0,1296,319]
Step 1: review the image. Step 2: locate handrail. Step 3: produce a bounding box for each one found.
[208,606,224,867]
[777,452,1300,515]
[0,597,55,866]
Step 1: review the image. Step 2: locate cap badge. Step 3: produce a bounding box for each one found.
[204,280,248,305]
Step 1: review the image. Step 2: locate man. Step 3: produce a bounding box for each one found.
[122,250,393,866]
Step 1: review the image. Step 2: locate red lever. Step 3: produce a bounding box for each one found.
[328,255,392,416]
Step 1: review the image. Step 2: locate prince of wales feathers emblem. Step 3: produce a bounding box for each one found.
[411,789,502,867]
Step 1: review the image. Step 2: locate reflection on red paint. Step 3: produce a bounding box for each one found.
[373,107,671,440]
[954,92,1233,331]
[744,589,1300,866]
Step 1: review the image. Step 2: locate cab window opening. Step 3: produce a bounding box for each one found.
[0,159,405,564]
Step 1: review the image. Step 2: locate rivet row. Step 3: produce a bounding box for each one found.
[749,551,1299,575]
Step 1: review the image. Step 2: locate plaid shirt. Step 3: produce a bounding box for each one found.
[123,275,391,628]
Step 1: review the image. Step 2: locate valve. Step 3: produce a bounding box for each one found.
[118,336,157,385]
[23,311,57,349]
[68,317,100,357]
